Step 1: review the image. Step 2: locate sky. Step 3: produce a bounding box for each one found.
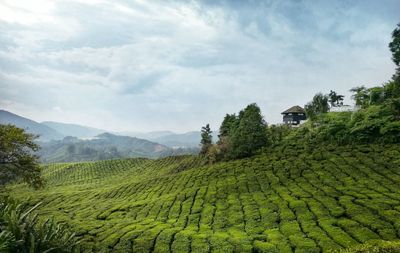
[0,0,399,133]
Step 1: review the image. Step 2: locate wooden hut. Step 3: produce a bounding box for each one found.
[281,105,306,125]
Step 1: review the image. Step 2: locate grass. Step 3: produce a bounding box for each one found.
[5,144,400,252]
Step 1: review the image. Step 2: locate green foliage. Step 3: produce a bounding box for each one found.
[5,144,400,252]
[305,93,330,119]
[0,124,43,188]
[337,240,400,253]
[265,124,292,146]
[390,23,400,67]
[229,103,268,159]
[0,198,79,252]
[389,23,400,81]
[350,86,387,109]
[200,124,212,155]
[349,105,393,142]
[350,86,370,108]
[0,230,14,253]
[289,77,400,146]
[38,133,199,163]
[218,114,238,140]
[206,104,268,161]
[384,81,400,100]
[329,90,345,107]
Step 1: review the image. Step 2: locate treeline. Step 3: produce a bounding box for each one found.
[200,23,400,162]
[289,23,400,145]
[200,103,268,163]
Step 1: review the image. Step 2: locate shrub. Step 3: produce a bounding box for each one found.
[253,240,278,253]
[0,198,80,252]
[0,230,14,252]
[337,240,400,253]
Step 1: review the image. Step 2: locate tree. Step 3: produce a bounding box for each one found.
[328,90,344,107]
[229,103,267,158]
[350,86,386,108]
[218,114,238,141]
[200,124,212,155]
[368,87,385,105]
[384,81,400,99]
[389,23,400,82]
[305,93,329,120]
[350,86,369,108]
[0,124,43,188]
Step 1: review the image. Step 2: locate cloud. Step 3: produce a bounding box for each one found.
[0,0,398,132]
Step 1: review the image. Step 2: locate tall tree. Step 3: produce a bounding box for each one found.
[389,23,400,82]
[200,124,212,155]
[0,124,43,188]
[229,103,267,158]
[350,86,369,108]
[328,90,344,107]
[218,114,238,140]
[350,86,386,108]
[305,93,329,120]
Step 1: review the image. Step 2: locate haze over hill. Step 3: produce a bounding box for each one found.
[151,131,202,148]
[0,109,200,161]
[38,133,199,163]
[0,110,64,141]
[1,109,203,148]
[41,121,107,139]
[121,131,202,148]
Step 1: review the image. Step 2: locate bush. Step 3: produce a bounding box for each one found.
[253,240,278,253]
[0,198,80,252]
[337,240,400,253]
[0,230,14,252]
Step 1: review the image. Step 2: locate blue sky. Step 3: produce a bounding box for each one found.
[0,0,399,132]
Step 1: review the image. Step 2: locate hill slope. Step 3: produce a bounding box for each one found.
[7,144,400,252]
[37,133,190,163]
[41,121,107,138]
[0,110,63,141]
[122,131,203,148]
[151,131,201,148]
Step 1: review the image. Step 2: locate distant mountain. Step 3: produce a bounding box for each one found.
[151,131,201,148]
[42,121,106,139]
[0,109,202,157]
[123,130,220,148]
[119,131,175,140]
[119,131,201,148]
[0,110,63,141]
[37,132,199,163]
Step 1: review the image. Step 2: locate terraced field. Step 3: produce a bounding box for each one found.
[7,144,400,252]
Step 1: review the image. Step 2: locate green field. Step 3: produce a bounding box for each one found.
[7,144,400,252]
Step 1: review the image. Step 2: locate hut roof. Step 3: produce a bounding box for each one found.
[281,105,305,114]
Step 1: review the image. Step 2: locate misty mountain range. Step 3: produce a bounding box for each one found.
[0,109,202,146]
[0,109,202,162]
[0,110,64,141]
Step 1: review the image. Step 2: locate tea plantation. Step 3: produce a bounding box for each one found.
[6,144,400,252]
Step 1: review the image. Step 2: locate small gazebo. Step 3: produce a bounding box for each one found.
[281,105,306,125]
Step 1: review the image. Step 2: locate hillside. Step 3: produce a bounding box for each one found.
[41,121,107,139]
[7,143,400,252]
[151,131,202,148]
[0,110,63,141]
[123,131,204,148]
[37,133,198,163]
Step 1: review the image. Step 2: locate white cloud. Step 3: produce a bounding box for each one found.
[0,0,398,132]
[0,0,55,25]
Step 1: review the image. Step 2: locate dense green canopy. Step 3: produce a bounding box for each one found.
[0,124,43,188]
